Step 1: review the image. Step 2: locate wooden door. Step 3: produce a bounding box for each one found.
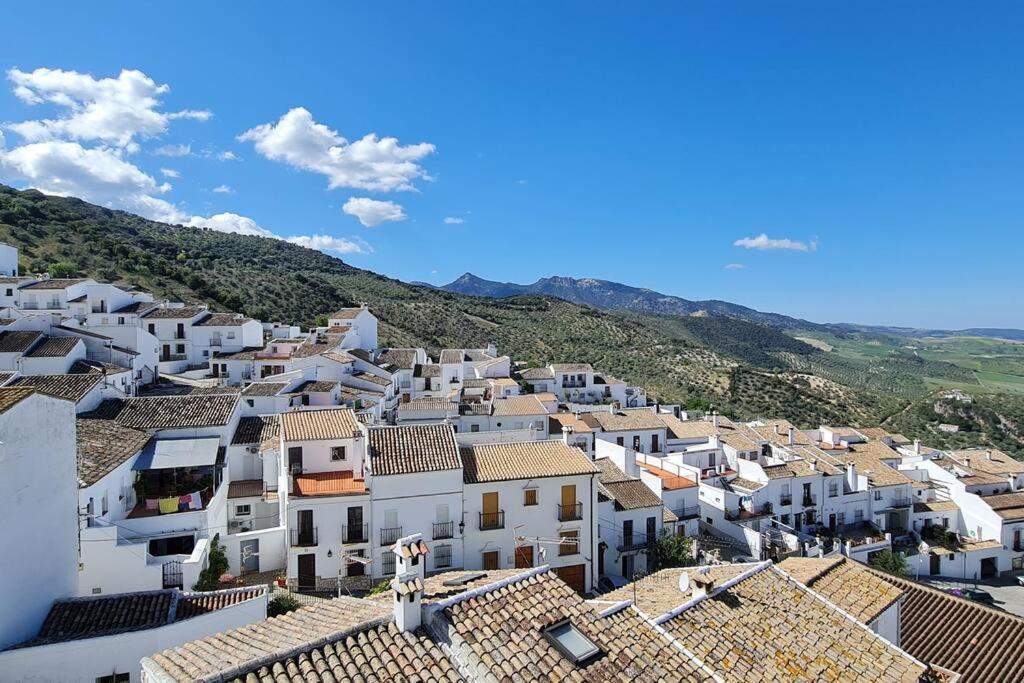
[482,491,499,528]
[930,553,941,575]
[482,550,500,570]
[297,554,316,590]
[561,485,576,509]
[515,545,534,568]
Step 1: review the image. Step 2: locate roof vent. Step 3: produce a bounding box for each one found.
[441,572,487,587]
[542,618,603,667]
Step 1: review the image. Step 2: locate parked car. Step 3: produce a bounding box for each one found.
[945,587,995,604]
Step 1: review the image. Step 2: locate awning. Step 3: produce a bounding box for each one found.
[134,437,221,470]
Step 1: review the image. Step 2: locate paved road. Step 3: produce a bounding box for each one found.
[916,575,1024,618]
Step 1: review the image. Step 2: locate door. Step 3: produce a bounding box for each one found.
[297,554,316,590]
[560,484,576,520]
[346,506,364,543]
[930,553,941,576]
[482,550,500,570]
[622,519,633,547]
[482,492,500,529]
[298,509,314,545]
[515,545,534,568]
[598,543,606,576]
[240,539,259,574]
[651,434,659,452]
[646,516,657,545]
[288,447,303,474]
[828,514,837,532]
[554,564,586,594]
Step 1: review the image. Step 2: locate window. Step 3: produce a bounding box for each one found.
[96,674,130,683]
[227,331,236,339]
[829,482,838,497]
[176,343,185,354]
[780,514,790,526]
[837,512,846,526]
[524,488,538,506]
[202,350,209,357]
[616,437,624,447]
[855,509,864,522]
[559,530,580,556]
[470,424,480,433]
[246,399,255,408]
[287,446,303,473]
[4,288,11,296]
[330,446,347,462]
[482,550,500,570]
[542,619,602,666]
[873,490,882,501]
[236,504,251,516]
[118,316,125,324]
[147,323,155,335]
[435,544,453,569]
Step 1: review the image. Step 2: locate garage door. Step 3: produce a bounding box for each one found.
[554,564,586,594]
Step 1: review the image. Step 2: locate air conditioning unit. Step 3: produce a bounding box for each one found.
[247,446,259,454]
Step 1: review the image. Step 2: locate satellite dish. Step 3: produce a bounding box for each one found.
[538,546,547,560]
[678,571,690,593]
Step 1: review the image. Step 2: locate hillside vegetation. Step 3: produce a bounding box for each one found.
[1,183,1020,455]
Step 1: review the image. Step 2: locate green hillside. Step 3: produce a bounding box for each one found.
[1,183,1019,456]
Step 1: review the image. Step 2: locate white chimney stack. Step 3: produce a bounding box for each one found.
[391,533,428,632]
[562,424,574,445]
[712,411,720,429]
[690,570,714,599]
[809,459,817,471]
[774,423,781,436]
[914,439,921,455]
[787,427,795,446]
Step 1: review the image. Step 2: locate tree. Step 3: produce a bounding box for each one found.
[267,594,302,617]
[652,529,694,571]
[869,549,908,577]
[48,261,79,278]
[192,534,230,591]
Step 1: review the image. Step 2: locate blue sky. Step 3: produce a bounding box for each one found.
[0,2,1021,329]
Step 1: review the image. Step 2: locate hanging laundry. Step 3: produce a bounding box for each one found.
[158,497,179,514]
[145,499,159,511]
[188,491,203,510]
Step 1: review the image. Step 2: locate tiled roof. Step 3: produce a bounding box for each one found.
[550,363,593,373]
[718,431,759,451]
[461,440,598,484]
[24,335,81,357]
[293,470,367,497]
[329,307,366,320]
[281,408,361,441]
[946,448,1024,476]
[112,300,157,314]
[367,570,527,606]
[0,330,41,353]
[18,278,89,290]
[227,479,265,499]
[87,394,238,430]
[438,348,464,364]
[10,373,101,403]
[602,479,664,511]
[776,556,904,624]
[979,492,1024,521]
[376,348,418,370]
[872,568,1024,682]
[143,595,391,681]
[77,418,151,487]
[291,380,340,393]
[141,305,207,319]
[15,586,265,648]
[320,351,355,365]
[241,382,287,397]
[728,476,765,491]
[518,366,554,380]
[71,358,130,375]
[194,312,252,326]
[548,412,592,434]
[368,424,461,476]
[636,462,698,490]
[750,419,813,446]
[838,443,913,486]
[413,363,441,378]
[659,414,715,440]
[913,500,959,513]
[234,622,462,683]
[659,564,927,682]
[0,370,14,385]
[353,372,392,387]
[662,507,679,523]
[602,564,759,616]
[231,415,280,446]
[581,408,667,432]
[490,394,547,416]
[439,569,710,681]
[398,397,457,413]
[0,386,36,413]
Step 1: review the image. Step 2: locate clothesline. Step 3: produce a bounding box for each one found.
[146,487,210,514]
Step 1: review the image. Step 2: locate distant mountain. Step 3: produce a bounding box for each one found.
[832,324,1024,342]
[441,272,821,330]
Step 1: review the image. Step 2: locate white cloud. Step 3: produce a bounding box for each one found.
[152,143,191,157]
[724,263,745,270]
[217,150,237,161]
[733,233,817,252]
[238,107,435,192]
[342,197,406,228]
[212,184,232,194]
[5,68,210,148]
[285,234,370,255]
[160,167,180,178]
[443,216,464,224]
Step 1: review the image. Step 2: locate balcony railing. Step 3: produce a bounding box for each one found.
[616,533,651,552]
[343,523,368,544]
[433,520,454,540]
[557,502,583,522]
[382,553,396,576]
[780,495,793,506]
[726,503,773,521]
[890,497,914,509]
[674,505,700,520]
[435,545,453,569]
[290,527,318,547]
[802,495,818,507]
[479,510,505,531]
[380,526,402,546]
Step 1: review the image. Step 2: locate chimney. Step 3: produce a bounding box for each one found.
[562,424,575,445]
[691,571,714,599]
[391,533,428,632]
[809,460,817,472]
[964,457,971,470]
[773,423,781,436]
[1007,475,1016,493]
[787,427,795,446]
[986,450,993,461]
[914,439,921,456]
[712,411,720,429]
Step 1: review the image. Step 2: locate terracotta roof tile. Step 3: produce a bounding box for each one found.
[86,394,238,430]
[11,373,101,403]
[232,415,280,446]
[293,470,368,497]
[0,385,35,413]
[461,440,598,484]
[368,424,461,476]
[281,408,361,441]
[490,394,547,416]
[24,335,81,357]
[776,556,904,624]
[76,418,151,487]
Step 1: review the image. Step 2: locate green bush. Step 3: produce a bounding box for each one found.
[652,529,694,571]
[192,534,229,591]
[869,549,908,577]
[267,594,302,617]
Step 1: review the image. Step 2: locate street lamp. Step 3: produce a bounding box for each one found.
[458,519,466,536]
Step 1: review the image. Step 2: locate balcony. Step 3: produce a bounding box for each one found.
[889,497,914,509]
[616,533,651,552]
[435,545,453,569]
[674,505,700,520]
[557,502,583,522]
[802,495,818,507]
[380,526,403,546]
[433,520,454,540]
[780,495,793,506]
[726,503,773,522]
[479,510,505,531]
[290,527,318,547]
[343,523,368,544]
[562,381,587,389]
